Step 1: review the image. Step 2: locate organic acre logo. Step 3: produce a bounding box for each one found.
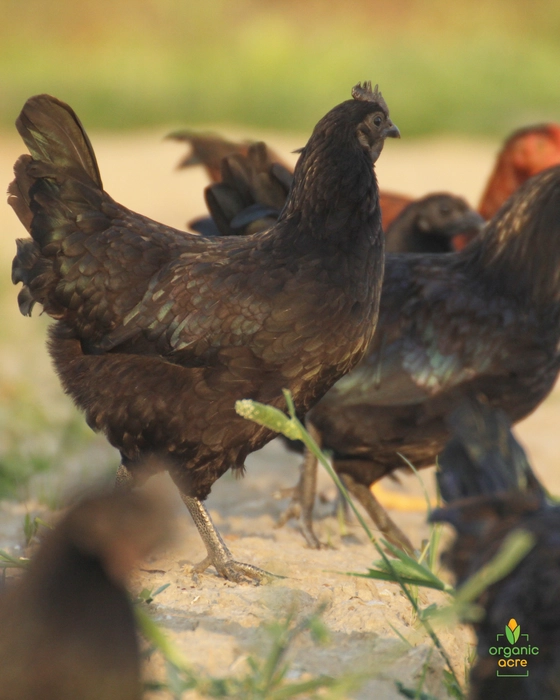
[488,618,539,677]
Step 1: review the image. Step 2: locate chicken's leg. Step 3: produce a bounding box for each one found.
[275,422,322,549]
[179,493,273,583]
[116,463,272,583]
[340,473,415,555]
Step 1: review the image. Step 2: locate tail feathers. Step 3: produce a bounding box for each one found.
[9,95,109,319]
[7,156,35,232]
[15,94,102,189]
[166,130,252,180]
[199,142,293,237]
[12,238,55,316]
[222,142,292,211]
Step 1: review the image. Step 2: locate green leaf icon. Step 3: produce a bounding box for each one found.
[505,623,520,644]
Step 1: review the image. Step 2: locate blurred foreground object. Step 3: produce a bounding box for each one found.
[432,398,560,700]
[0,490,170,700]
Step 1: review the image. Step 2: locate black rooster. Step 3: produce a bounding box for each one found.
[0,490,169,700]
[9,84,399,582]
[431,398,560,700]
[281,164,560,553]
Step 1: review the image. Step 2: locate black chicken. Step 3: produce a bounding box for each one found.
[0,490,169,700]
[431,398,560,700]
[9,84,399,582]
[187,140,483,253]
[280,164,560,553]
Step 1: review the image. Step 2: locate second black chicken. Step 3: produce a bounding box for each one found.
[280,164,560,553]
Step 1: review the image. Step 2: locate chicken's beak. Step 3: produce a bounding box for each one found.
[385,122,401,139]
[451,211,485,251]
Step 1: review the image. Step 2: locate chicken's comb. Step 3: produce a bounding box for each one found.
[351,82,388,112]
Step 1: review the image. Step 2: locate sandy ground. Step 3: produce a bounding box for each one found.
[0,123,558,698]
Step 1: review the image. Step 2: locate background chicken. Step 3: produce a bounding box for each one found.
[432,398,560,700]
[478,123,560,220]
[281,163,560,552]
[9,84,398,582]
[0,490,169,700]
[170,131,423,234]
[190,141,293,238]
[384,192,484,253]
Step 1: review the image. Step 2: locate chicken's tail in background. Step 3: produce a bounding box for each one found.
[166,130,251,179]
[9,95,104,317]
[202,141,293,237]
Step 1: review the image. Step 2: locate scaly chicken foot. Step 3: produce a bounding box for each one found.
[116,464,272,583]
[275,423,322,549]
[180,494,274,583]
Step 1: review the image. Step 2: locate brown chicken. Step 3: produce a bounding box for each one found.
[281,163,560,553]
[478,123,560,220]
[432,398,559,700]
[9,84,399,582]
[0,490,169,700]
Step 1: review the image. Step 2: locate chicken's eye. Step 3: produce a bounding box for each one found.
[373,116,383,127]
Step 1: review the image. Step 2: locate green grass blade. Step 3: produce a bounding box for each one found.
[237,391,464,695]
[429,529,536,625]
[0,550,29,569]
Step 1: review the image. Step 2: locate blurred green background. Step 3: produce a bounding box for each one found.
[1,0,559,135]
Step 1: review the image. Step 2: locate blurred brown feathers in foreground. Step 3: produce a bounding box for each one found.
[0,489,171,700]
